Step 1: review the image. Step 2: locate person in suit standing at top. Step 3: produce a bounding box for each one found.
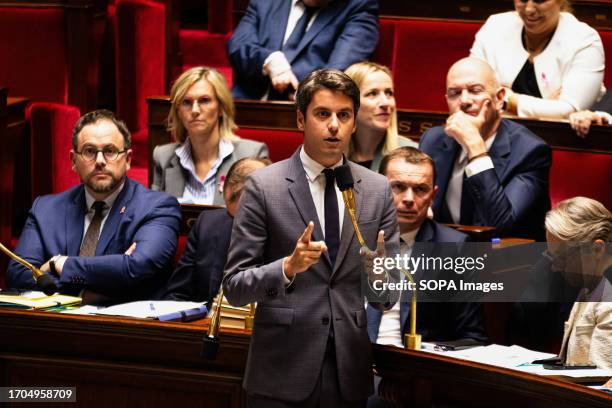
[7,110,181,304]
[419,57,552,241]
[152,67,268,204]
[228,0,379,100]
[223,69,399,406]
[164,157,271,304]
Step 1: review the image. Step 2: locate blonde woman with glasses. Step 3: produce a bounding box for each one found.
[152,67,269,204]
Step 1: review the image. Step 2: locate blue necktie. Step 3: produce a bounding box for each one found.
[323,169,339,267]
[283,4,316,62]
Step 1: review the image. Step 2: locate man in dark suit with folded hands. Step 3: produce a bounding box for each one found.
[367,147,487,348]
[6,110,181,304]
[419,57,551,241]
[223,69,399,406]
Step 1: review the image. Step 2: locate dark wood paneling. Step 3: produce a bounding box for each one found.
[0,309,609,407]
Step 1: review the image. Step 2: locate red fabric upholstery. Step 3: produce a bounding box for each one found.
[372,19,396,69]
[127,166,149,187]
[208,0,233,34]
[28,103,81,197]
[0,8,68,103]
[598,30,612,88]
[550,150,612,209]
[179,29,233,87]
[392,19,481,111]
[235,128,304,163]
[115,0,166,169]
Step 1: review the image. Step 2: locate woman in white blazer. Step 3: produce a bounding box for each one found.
[545,197,612,369]
[470,0,605,120]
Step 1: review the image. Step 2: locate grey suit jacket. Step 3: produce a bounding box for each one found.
[223,148,399,402]
[151,138,269,205]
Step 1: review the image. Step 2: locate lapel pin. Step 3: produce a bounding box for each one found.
[120,206,126,214]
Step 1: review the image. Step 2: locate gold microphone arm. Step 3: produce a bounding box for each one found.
[400,267,421,351]
[342,190,365,247]
[0,242,43,278]
[207,289,224,338]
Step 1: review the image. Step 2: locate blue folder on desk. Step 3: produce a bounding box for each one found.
[157,305,208,322]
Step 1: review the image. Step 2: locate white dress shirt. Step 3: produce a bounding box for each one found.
[263,0,321,79]
[376,228,418,348]
[283,147,345,283]
[446,134,496,224]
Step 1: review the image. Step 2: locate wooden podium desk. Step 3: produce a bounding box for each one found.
[373,344,612,408]
[1,309,611,407]
[0,309,251,407]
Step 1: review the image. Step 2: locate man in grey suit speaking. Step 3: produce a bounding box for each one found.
[223,69,399,407]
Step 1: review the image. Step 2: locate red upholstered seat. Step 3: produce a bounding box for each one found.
[180,30,233,87]
[28,103,81,197]
[0,8,68,103]
[372,19,396,69]
[550,150,612,209]
[115,0,166,169]
[235,128,304,163]
[391,19,482,111]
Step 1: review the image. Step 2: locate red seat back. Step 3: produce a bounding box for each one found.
[392,19,482,111]
[0,8,68,103]
[28,103,81,197]
[235,128,303,163]
[115,0,166,166]
[550,150,612,209]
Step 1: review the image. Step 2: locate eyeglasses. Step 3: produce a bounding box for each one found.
[180,96,213,110]
[75,145,127,162]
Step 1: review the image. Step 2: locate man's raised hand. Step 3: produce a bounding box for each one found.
[283,222,328,278]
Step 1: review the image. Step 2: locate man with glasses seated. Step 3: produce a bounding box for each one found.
[419,57,552,241]
[7,110,181,305]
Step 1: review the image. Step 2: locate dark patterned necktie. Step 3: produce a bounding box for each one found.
[79,201,106,257]
[323,169,339,266]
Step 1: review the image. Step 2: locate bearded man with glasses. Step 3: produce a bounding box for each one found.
[7,110,181,305]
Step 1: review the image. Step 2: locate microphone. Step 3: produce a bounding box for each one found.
[335,165,421,350]
[0,243,57,296]
[334,165,365,247]
[201,288,223,360]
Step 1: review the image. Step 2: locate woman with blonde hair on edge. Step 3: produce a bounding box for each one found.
[345,61,417,172]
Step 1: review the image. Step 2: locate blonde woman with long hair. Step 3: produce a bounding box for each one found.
[345,61,417,172]
[152,67,268,204]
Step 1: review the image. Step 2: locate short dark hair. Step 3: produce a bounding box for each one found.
[223,157,272,204]
[378,146,437,185]
[295,69,360,116]
[72,109,131,150]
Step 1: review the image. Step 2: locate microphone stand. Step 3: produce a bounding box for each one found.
[201,289,223,360]
[400,267,421,351]
[0,242,57,296]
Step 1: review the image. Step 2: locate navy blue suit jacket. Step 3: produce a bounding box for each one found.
[7,178,181,301]
[419,119,551,241]
[367,219,488,344]
[228,0,379,100]
[164,208,233,304]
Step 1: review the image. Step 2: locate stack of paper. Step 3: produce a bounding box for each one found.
[211,294,252,329]
[94,300,208,321]
[0,291,81,310]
